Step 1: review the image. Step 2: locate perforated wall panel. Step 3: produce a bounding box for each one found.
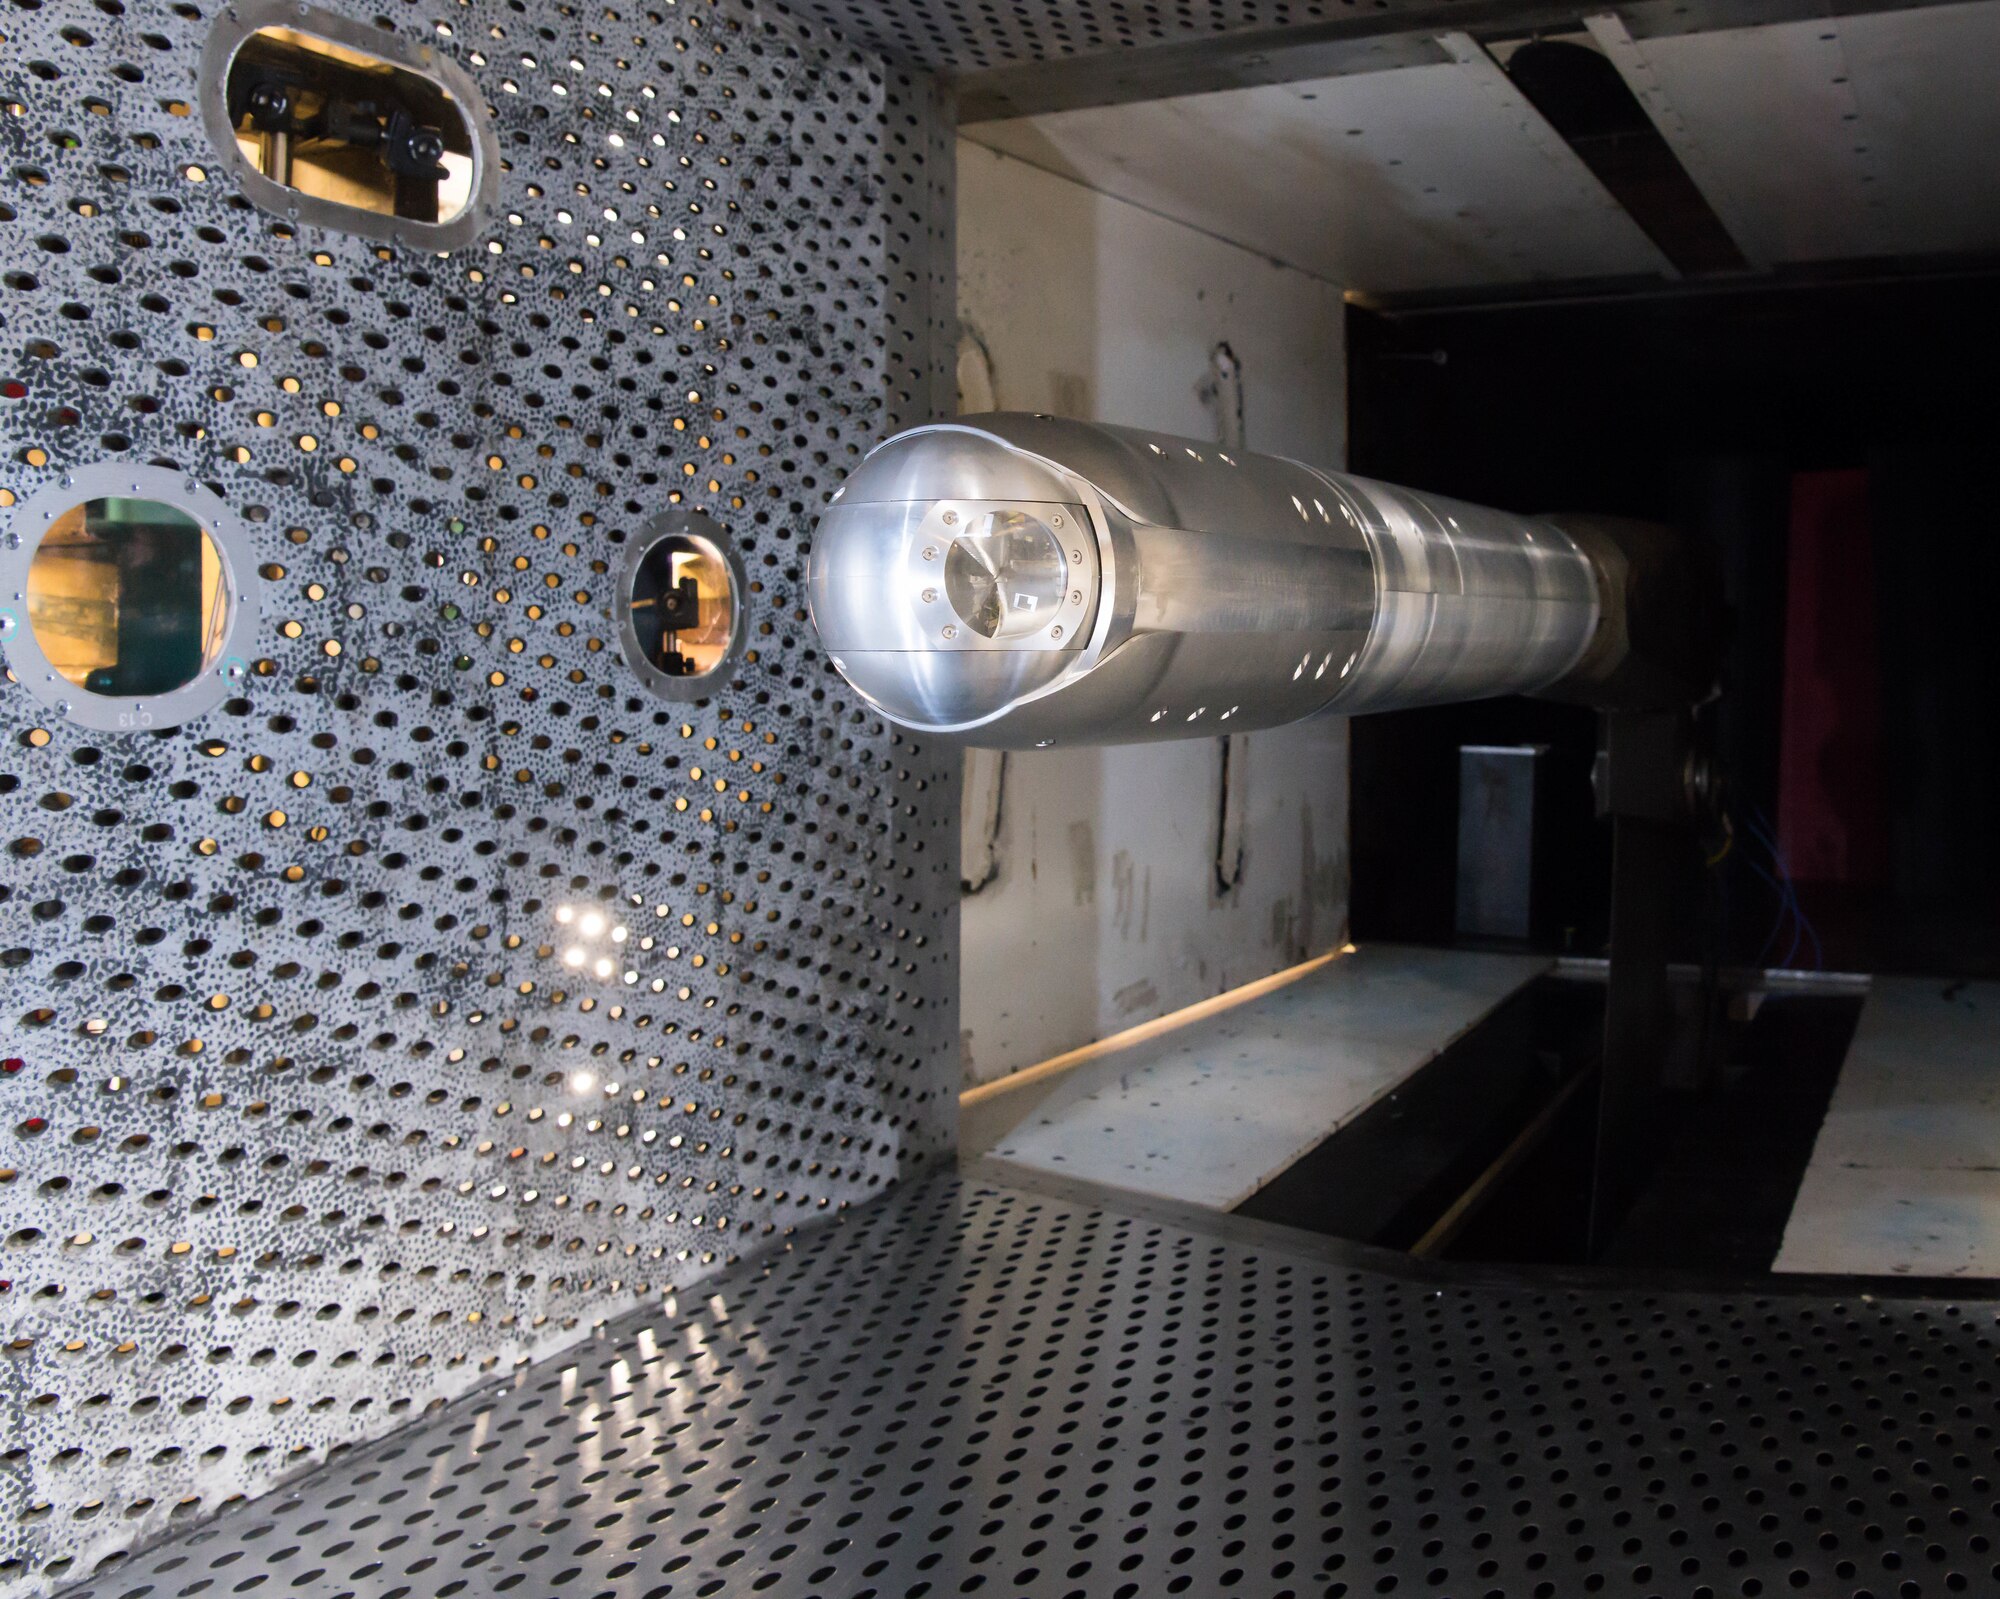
[0,1,956,1592]
[787,0,1471,75]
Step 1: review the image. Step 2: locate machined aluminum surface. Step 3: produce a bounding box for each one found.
[809,416,1599,746]
[0,2,955,1593]
[55,1163,2000,1599]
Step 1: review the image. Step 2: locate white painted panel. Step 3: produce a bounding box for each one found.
[963,37,1671,294]
[1601,3,2000,265]
[977,945,1549,1210]
[1779,1166,2000,1280]
[961,727,1352,1084]
[1777,976,2000,1277]
[957,140,1351,1086]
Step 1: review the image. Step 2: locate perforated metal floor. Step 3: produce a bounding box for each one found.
[54,1161,2000,1599]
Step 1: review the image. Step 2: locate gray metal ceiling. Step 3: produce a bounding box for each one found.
[961,1,2000,295]
[1592,2,2000,268]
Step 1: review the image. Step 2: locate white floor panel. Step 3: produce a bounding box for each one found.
[1776,976,2000,1276]
[967,943,1548,1210]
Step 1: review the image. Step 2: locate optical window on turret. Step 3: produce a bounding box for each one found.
[223,28,475,225]
[943,508,1071,640]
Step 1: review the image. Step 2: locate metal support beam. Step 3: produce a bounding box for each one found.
[1588,707,1699,1252]
[1593,810,1677,1249]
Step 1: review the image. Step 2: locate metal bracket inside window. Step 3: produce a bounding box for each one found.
[200,0,500,251]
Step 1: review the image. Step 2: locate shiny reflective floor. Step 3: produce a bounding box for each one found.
[66,1162,2000,1599]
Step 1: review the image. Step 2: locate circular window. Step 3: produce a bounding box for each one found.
[942,508,1070,640]
[617,511,745,702]
[0,465,260,732]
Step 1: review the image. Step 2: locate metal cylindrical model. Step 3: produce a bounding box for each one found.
[809,414,1623,748]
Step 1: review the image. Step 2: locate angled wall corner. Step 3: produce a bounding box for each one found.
[954,140,1351,1087]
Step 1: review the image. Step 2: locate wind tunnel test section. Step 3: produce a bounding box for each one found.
[808,413,1711,744]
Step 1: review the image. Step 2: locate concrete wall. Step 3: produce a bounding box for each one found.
[957,137,1352,1087]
